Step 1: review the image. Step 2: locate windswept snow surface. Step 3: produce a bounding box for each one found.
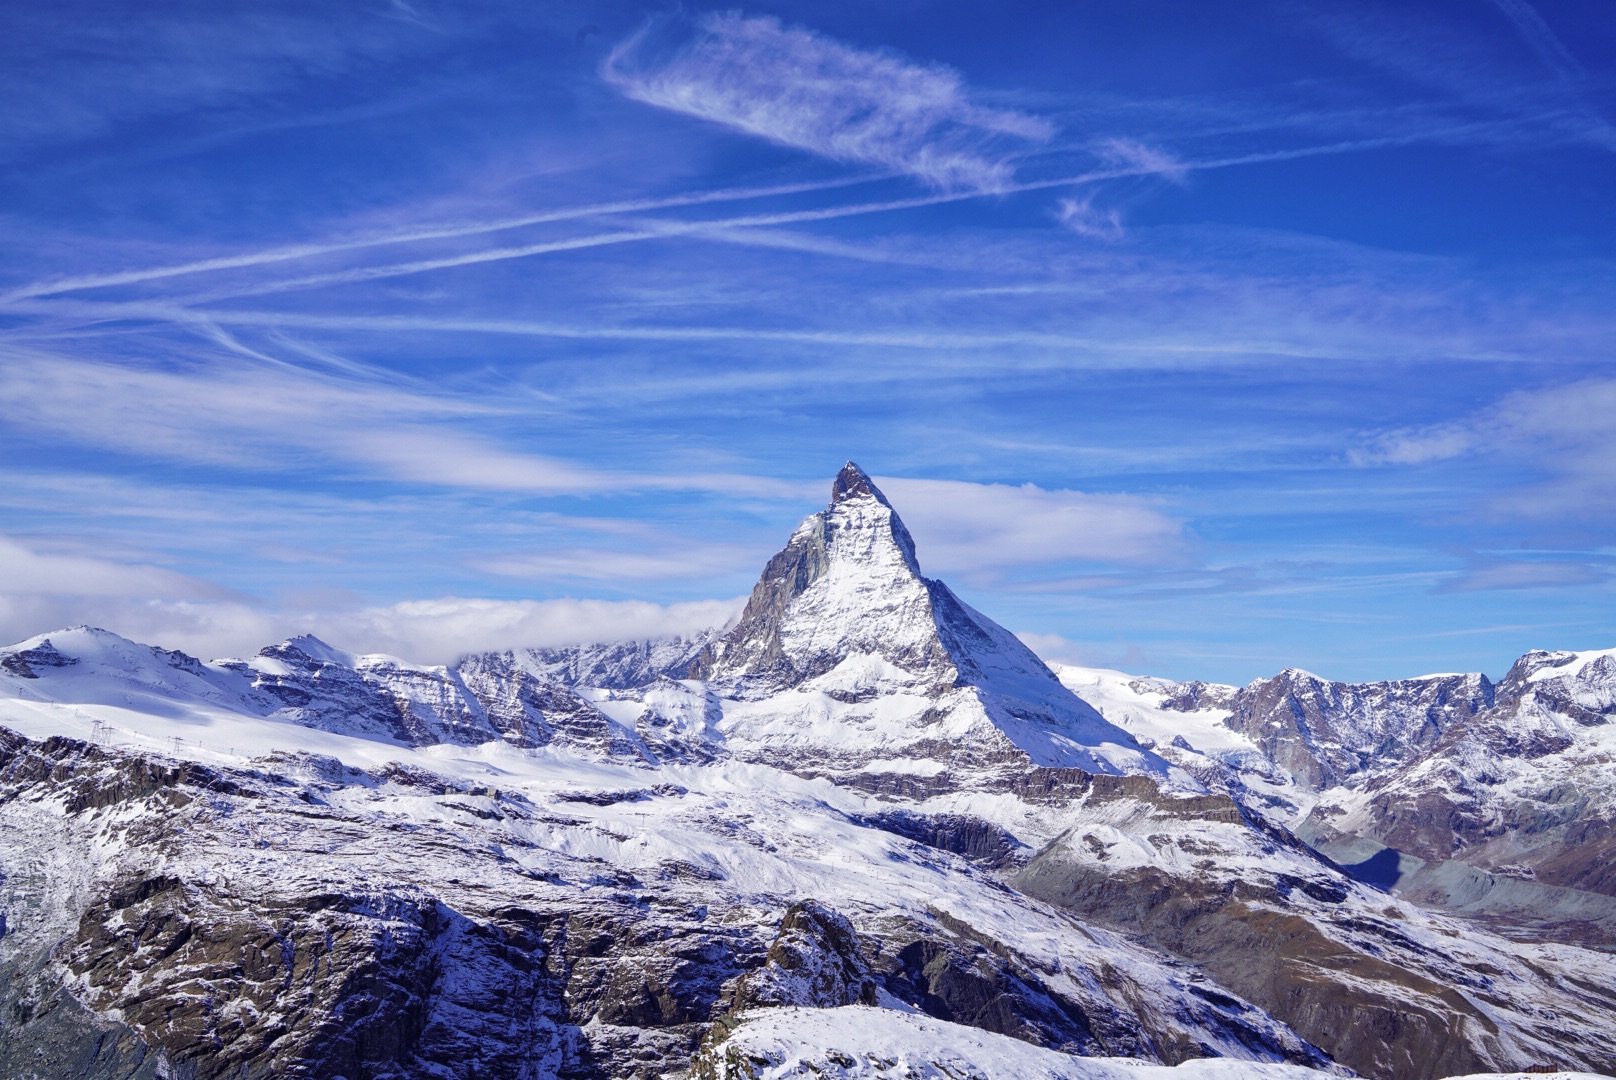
[700,1007,1602,1080]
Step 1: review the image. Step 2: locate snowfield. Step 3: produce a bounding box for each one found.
[694,1007,1605,1080]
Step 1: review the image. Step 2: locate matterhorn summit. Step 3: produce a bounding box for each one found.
[686,462,1158,783]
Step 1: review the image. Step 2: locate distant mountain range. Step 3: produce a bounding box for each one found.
[2,463,1612,1080]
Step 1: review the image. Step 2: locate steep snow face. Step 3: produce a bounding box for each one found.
[687,463,1156,779]
[1049,665,1313,824]
[0,625,265,718]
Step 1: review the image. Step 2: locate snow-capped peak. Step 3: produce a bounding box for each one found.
[685,464,1155,778]
[265,633,356,669]
[687,461,932,686]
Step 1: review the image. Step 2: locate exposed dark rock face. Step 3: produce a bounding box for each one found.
[218,636,436,745]
[855,810,1028,868]
[1,640,78,679]
[0,732,758,1080]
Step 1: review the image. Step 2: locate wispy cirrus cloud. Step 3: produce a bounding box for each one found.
[1484,0,1583,84]
[1439,555,1609,593]
[0,176,875,303]
[604,12,1052,192]
[1055,195,1125,240]
[0,2,452,152]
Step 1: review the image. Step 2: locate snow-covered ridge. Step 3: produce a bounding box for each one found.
[0,464,1170,788]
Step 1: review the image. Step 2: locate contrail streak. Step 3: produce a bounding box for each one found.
[0,175,884,303]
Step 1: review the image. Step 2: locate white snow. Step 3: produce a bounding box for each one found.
[1524,647,1616,683]
[1047,665,1247,755]
[701,1006,1605,1080]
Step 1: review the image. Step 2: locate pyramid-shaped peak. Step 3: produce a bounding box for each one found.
[831,461,890,507]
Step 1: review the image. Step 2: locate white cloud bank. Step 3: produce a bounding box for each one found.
[605,12,1051,192]
[879,478,1188,577]
[1352,376,1616,518]
[0,534,741,666]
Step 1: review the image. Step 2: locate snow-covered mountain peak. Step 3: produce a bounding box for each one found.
[1507,646,1616,686]
[680,465,1153,778]
[820,459,923,577]
[1,625,211,681]
[686,463,933,688]
[263,633,355,669]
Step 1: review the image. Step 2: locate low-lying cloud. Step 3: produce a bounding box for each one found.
[0,530,744,665]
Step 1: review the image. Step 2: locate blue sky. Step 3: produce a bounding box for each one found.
[3,0,1614,682]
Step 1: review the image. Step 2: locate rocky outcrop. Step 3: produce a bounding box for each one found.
[730,902,877,1011]
[855,810,1028,868]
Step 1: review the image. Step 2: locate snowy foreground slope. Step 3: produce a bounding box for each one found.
[2,464,1615,1080]
[692,1007,1608,1080]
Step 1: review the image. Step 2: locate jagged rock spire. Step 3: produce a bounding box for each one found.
[831,461,885,505]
